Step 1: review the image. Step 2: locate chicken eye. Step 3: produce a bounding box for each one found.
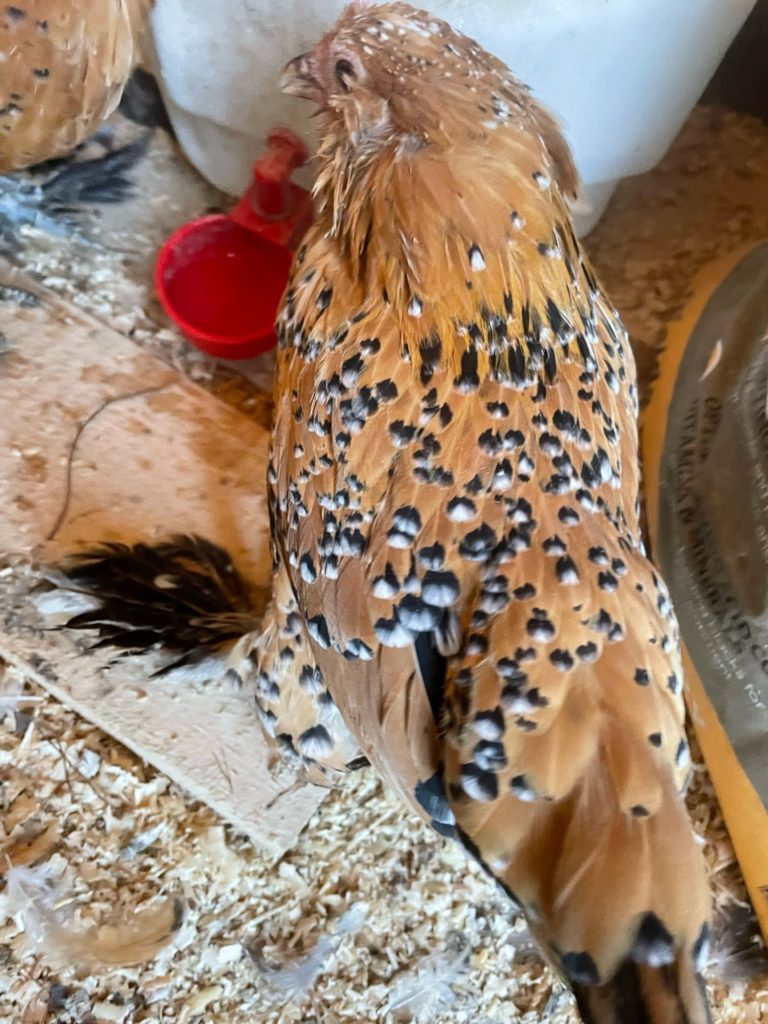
[335,59,356,91]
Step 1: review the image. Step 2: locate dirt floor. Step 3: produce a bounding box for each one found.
[2,103,768,1023]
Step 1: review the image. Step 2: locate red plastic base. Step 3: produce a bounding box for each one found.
[155,215,293,360]
[155,128,312,361]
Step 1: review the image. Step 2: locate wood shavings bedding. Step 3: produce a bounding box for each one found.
[587,107,768,403]
[2,105,768,1023]
[1,670,764,1024]
[0,684,563,1024]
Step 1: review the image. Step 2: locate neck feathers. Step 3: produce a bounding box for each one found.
[311,117,600,386]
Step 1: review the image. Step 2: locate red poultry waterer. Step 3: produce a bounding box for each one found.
[155,128,314,360]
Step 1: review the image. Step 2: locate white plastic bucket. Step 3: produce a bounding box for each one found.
[151,0,757,233]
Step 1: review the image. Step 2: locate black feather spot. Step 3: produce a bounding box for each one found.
[631,912,675,966]
[298,553,317,583]
[409,612,443,689]
[558,506,580,526]
[473,739,507,771]
[598,571,618,592]
[459,524,498,561]
[422,569,460,607]
[468,243,485,270]
[581,463,599,489]
[543,346,557,383]
[371,565,400,600]
[576,642,598,662]
[446,495,477,522]
[418,543,445,569]
[397,595,441,632]
[419,334,442,383]
[555,555,579,584]
[298,664,323,694]
[549,648,574,671]
[340,353,364,387]
[503,429,525,450]
[459,763,498,801]
[552,409,576,433]
[389,420,417,447]
[543,535,567,556]
[306,614,331,649]
[562,952,600,985]
[298,724,334,758]
[486,400,509,418]
[414,771,455,824]
[392,506,421,535]
[496,658,527,685]
[465,633,488,655]
[526,611,555,642]
[454,348,480,392]
[510,774,537,801]
[473,707,505,740]
[693,922,711,970]
[347,755,370,770]
[340,528,366,557]
[507,343,527,382]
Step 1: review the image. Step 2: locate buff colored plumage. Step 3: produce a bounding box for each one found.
[53,4,712,1021]
[0,0,151,172]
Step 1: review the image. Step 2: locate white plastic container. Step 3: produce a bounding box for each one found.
[151,0,756,233]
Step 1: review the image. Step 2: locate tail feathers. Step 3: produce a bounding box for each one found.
[451,728,713,1024]
[548,768,713,1024]
[573,956,711,1024]
[49,535,262,672]
[708,903,768,983]
[39,136,150,210]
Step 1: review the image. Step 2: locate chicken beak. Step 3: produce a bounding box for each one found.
[280,53,323,103]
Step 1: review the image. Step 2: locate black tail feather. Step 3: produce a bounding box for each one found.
[40,136,150,210]
[573,959,711,1024]
[118,68,174,134]
[53,535,261,669]
[709,902,768,982]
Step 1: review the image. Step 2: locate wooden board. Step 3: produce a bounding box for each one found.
[0,259,324,856]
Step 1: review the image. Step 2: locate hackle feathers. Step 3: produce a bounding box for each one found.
[291,1,592,384]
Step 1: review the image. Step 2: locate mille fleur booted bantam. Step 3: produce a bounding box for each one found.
[49,4,713,1021]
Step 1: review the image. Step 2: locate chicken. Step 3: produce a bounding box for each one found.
[53,3,713,1020]
[0,0,151,172]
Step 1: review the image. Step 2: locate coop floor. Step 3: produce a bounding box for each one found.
[2,105,768,1024]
